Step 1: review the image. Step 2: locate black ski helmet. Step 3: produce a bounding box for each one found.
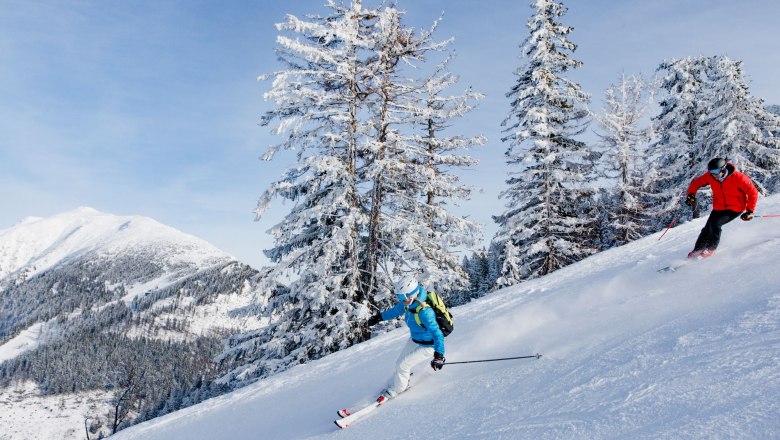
[707,157,726,172]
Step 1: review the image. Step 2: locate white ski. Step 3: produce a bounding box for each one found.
[334,395,388,429]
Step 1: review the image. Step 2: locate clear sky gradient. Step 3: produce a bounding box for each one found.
[1,0,778,269]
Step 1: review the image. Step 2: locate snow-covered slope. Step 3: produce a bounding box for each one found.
[0,207,231,282]
[114,194,780,439]
[0,207,261,357]
[0,208,271,440]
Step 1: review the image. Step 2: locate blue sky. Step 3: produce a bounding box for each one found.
[1,0,778,269]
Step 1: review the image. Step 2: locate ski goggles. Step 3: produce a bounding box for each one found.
[709,167,724,175]
[395,285,421,302]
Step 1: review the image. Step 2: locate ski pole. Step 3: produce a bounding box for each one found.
[658,203,689,241]
[756,214,780,218]
[446,354,542,365]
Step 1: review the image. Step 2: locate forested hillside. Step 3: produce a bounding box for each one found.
[0,209,270,438]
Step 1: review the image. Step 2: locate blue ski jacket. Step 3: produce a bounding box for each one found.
[381,298,445,355]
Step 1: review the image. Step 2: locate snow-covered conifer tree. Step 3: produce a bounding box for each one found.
[758,105,780,192]
[697,57,780,194]
[649,55,780,231]
[592,74,654,246]
[219,1,378,384]
[220,2,485,385]
[384,55,484,294]
[494,0,593,286]
[360,8,483,298]
[648,57,712,223]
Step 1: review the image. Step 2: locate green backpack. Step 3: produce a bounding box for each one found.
[412,291,454,337]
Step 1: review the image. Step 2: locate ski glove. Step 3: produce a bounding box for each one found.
[685,193,697,207]
[366,312,382,327]
[431,352,445,371]
[741,209,754,221]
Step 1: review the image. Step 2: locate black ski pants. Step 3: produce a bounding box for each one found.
[692,210,741,252]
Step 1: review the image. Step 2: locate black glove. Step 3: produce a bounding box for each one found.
[685,193,697,207]
[741,209,754,221]
[430,352,445,371]
[366,312,382,327]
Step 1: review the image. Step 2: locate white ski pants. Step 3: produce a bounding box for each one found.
[386,339,434,397]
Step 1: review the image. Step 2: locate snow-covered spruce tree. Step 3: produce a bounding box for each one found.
[648,55,780,231]
[592,73,654,247]
[461,254,479,296]
[494,0,593,287]
[411,56,484,293]
[697,56,780,194]
[462,247,496,298]
[217,1,378,384]
[360,5,440,299]
[219,2,484,385]
[451,251,482,306]
[360,8,482,300]
[468,251,488,295]
[485,240,503,290]
[647,57,712,224]
[759,105,780,192]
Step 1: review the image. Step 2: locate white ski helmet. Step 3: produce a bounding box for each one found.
[394,276,420,301]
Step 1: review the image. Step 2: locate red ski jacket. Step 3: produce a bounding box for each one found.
[687,163,758,212]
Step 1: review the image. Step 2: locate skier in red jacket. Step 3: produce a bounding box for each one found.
[685,157,759,259]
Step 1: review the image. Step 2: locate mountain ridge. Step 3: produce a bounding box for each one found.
[0,207,232,284]
[0,207,270,439]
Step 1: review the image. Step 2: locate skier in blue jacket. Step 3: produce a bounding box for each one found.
[366,276,445,401]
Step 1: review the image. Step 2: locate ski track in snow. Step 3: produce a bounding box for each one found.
[77,196,780,439]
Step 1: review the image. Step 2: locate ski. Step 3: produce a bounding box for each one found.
[659,259,696,272]
[658,257,685,272]
[335,372,423,428]
[658,263,685,273]
[334,395,389,429]
[658,252,717,273]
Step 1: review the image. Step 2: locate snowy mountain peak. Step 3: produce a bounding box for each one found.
[69,206,101,215]
[0,209,269,440]
[0,208,232,282]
